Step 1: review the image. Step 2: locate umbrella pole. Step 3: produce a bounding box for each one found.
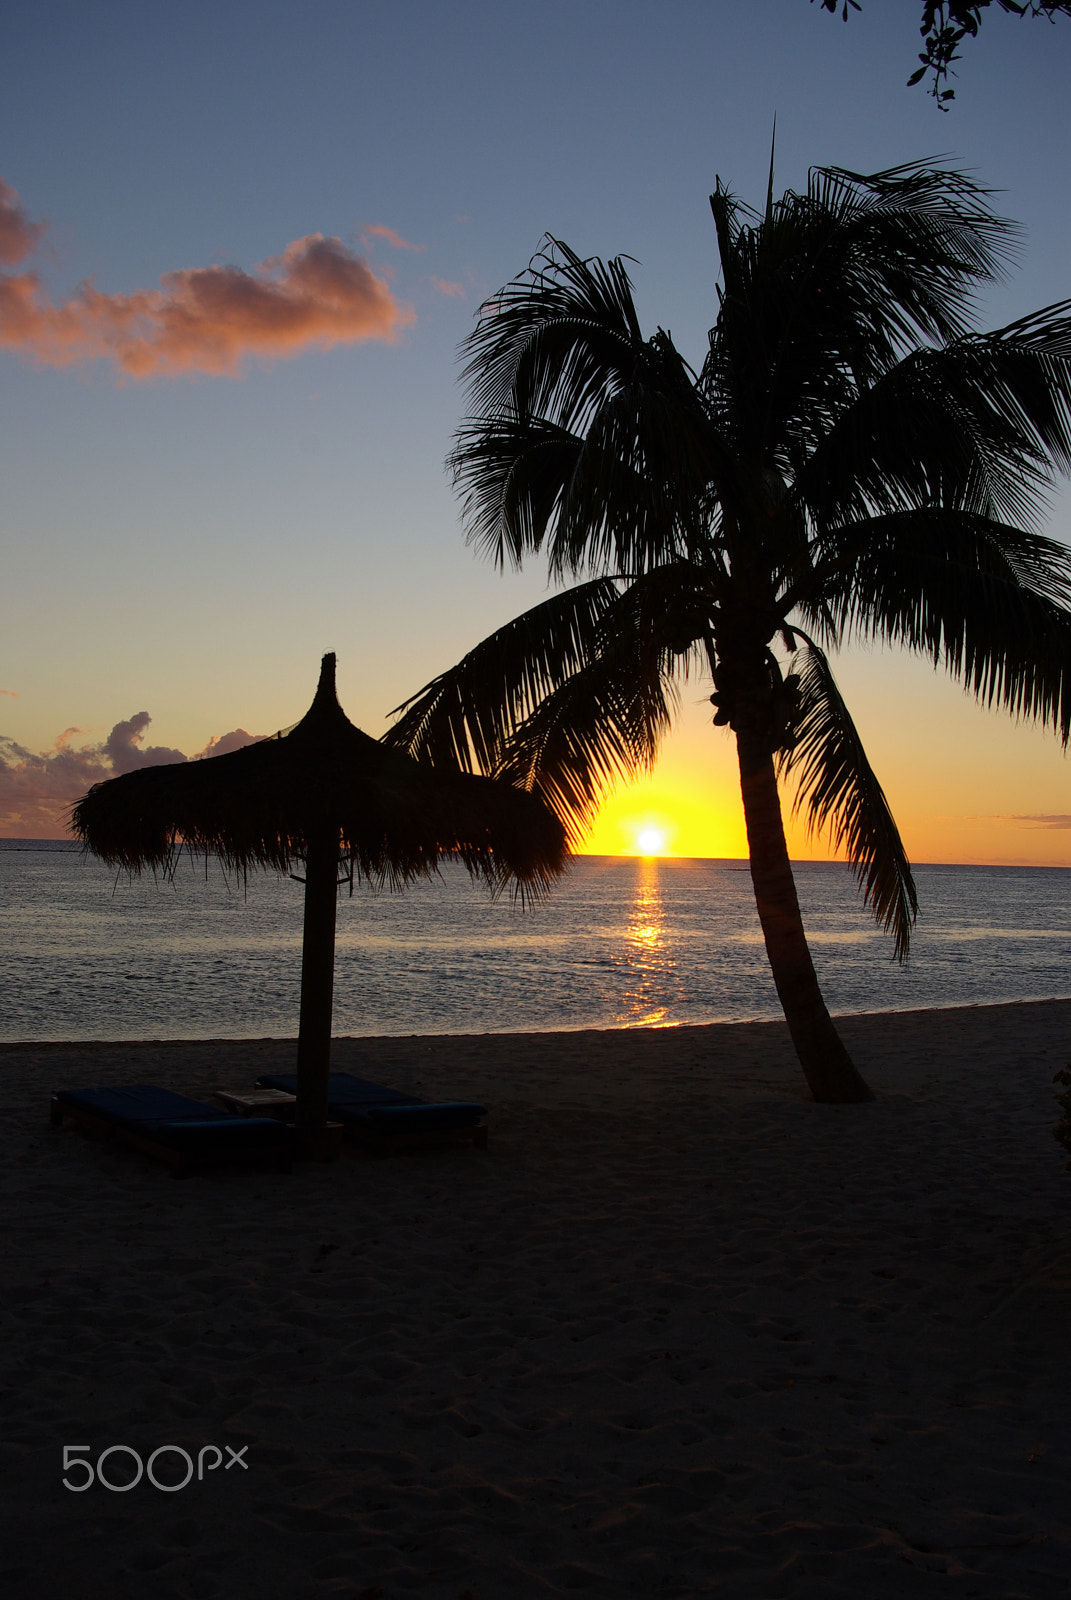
[295,826,339,1148]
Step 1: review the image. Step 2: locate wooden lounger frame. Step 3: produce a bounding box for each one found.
[50,1096,293,1179]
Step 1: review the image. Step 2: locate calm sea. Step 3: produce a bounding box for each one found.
[1,841,1068,1042]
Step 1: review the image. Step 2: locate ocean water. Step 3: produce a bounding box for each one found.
[1,841,1068,1041]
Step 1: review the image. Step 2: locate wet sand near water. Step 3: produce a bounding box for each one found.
[3,998,1070,1598]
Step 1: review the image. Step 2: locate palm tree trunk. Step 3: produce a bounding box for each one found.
[735,727,873,1103]
[295,825,339,1131]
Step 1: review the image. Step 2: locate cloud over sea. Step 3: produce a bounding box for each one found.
[0,715,262,836]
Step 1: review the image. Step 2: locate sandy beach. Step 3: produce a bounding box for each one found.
[3,999,1070,1598]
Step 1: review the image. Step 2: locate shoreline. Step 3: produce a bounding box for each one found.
[4,992,1071,1055]
[5,997,1070,1596]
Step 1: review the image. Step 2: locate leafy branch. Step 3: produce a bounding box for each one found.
[812,1,1071,105]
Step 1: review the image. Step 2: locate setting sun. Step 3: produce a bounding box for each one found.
[572,742,750,860]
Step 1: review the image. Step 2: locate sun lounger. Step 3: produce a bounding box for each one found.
[255,1072,489,1152]
[50,1085,295,1178]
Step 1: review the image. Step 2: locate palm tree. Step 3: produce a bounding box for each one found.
[385,160,1071,1103]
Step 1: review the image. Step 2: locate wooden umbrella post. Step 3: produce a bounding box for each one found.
[295,823,341,1158]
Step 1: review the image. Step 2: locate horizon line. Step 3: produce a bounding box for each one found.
[1,837,1069,871]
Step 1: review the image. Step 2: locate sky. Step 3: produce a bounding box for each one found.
[2,0,1070,862]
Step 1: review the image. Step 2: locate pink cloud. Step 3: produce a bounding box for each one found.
[193,728,262,759]
[0,178,46,267]
[362,223,426,252]
[427,276,465,299]
[0,715,266,836]
[102,711,187,774]
[0,730,112,837]
[0,688,17,698]
[0,178,416,379]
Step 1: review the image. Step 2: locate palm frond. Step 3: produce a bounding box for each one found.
[385,578,626,773]
[804,509,1071,743]
[546,334,724,578]
[460,238,644,432]
[778,639,917,960]
[386,570,706,845]
[795,304,1071,531]
[806,162,1019,344]
[452,297,726,581]
[709,178,752,304]
[449,413,583,570]
[493,631,678,846]
[704,161,1023,468]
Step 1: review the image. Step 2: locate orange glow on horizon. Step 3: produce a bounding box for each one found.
[566,658,1071,869]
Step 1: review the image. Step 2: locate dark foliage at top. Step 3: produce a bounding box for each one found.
[813,0,1071,104]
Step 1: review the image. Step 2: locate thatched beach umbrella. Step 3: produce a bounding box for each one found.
[72,654,569,1142]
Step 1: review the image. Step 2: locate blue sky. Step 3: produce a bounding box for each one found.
[2,0,1070,855]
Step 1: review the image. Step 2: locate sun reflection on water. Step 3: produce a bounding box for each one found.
[618,856,681,1026]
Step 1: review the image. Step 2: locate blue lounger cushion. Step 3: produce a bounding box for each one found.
[53,1086,293,1153]
[256,1072,487,1130]
[55,1086,235,1125]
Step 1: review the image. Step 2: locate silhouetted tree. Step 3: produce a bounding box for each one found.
[387,163,1071,1103]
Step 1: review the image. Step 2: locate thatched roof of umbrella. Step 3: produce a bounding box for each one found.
[71,654,569,1148]
[71,653,568,897]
